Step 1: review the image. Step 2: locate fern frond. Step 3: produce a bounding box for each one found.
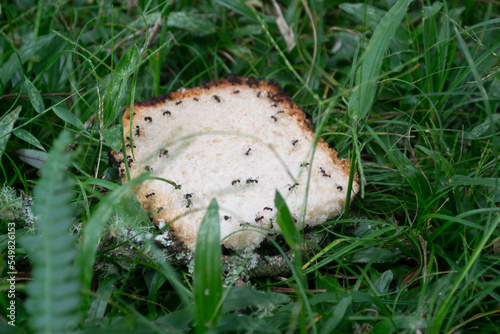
[20,131,81,334]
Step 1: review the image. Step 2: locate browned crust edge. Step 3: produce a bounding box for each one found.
[118,76,352,177]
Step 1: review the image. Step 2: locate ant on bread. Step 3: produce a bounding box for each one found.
[231,178,241,186]
[271,103,278,108]
[184,193,193,208]
[135,125,141,137]
[277,110,284,114]
[337,185,343,191]
[159,149,169,157]
[223,215,231,221]
[246,177,259,184]
[233,90,240,94]
[145,191,155,198]
[300,162,310,168]
[193,97,199,101]
[270,115,278,122]
[255,214,264,225]
[144,116,152,122]
[213,95,221,103]
[245,148,252,156]
[256,91,261,98]
[319,167,331,178]
[162,110,171,116]
[287,182,299,193]
[292,139,299,146]
[263,207,273,211]
[175,100,182,105]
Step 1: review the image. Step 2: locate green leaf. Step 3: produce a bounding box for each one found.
[100,125,122,152]
[53,105,85,130]
[423,2,443,19]
[348,247,397,263]
[19,131,81,333]
[274,190,299,249]
[167,11,215,34]
[103,44,138,127]
[320,297,352,333]
[348,0,413,122]
[222,286,290,313]
[13,129,45,151]
[24,75,45,113]
[16,148,48,169]
[449,175,499,188]
[194,198,222,332]
[0,106,22,160]
[372,270,394,295]
[467,113,500,139]
[0,34,54,92]
[214,0,258,23]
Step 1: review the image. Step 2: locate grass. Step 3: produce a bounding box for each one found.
[0,0,499,333]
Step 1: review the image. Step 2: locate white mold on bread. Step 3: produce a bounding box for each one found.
[112,77,358,252]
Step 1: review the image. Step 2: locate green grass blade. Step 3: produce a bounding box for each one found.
[194,198,222,333]
[23,75,44,114]
[19,131,81,333]
[0,106,22,161]
[348,0,413,122]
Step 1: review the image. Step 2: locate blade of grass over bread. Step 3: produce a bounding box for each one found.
[347,0,412,123]
[193,199,222,333]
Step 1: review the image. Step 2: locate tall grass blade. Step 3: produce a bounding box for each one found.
[193,199,222,333]
[347,0,413,122]
[0,106,21,160]
[24,75,44,114]
[19,131,81,333]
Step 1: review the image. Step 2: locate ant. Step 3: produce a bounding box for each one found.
[337,185,343,191]
[126,143,136,148]
[145,165,153,172]
[319,167,331,178]
[162,110,171,116]
[231,178,241,186]
[213,95,221,103]
[255,213,264,224]
[287,182,299,192]
[263,207,273,211]
[233,90,240,94]
[135,125,140,137]
[277,110,284,114]
[271,103,278,108]
[175,100,182,105]
[159,149,168,157]
[300,162,310,168]
[256,91,261,98]
[223,215,231,221]
[270,115,277,122]
[246,177,259,184]
[193,97,199,101]
[144,116,152,122]
[292,139,299,146]
[145,192,155,198]
[184,193,194,199]
[245,148,252,156]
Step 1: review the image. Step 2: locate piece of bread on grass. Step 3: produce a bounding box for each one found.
[112,77,359,252]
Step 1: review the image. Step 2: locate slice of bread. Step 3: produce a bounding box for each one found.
[112,77,358,252]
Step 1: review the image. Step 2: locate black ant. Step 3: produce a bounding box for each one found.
[213,95,221,103]
[126,143,136,148]
[144,116,152,122]
[135,125,140,137]
[159,149,168,157]
[246,177,259,184]
[231,178,241,186]
[184,193,193,199]
[300,162,310,168]
[271,103,278,108]
[287,182,299,192]
[337,185,343,191]
[256,91,261,98]
[223,215,231,221]
[277,110,284,114]
[271,115,277,122]
[233,90,240,94]
[245,148,252,156]
[320,167,331,178]
[255,214,264,224]
[193,97,199,101]
[162,110,171,116]
[263,207,273,211]
[145,192,155,198]
[145,165,153,172]
[175,100,182,105]
[292,139,299,146]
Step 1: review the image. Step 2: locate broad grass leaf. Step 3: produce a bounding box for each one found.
[103,44,138,127]
[320,296,352,333]
[222,286,291,313]
[24,75,44,113]
[214,0,258,23]
[194,198,222,332]
[13,129,45,151]
[370,316,431,333]
[348,0,413,122]
[274,190,299,249]
[100,125,122,152]
[167,11,215,34]
[0,105,21,160]
[423,2,443,19]
[87,277,118,321]
[17,148,48,169]
[348,247,397,263]
[372,270,394,295]
[0,34,54,93]
[467,113,500,139]
[53,105,84,130]
[449,175,499,188]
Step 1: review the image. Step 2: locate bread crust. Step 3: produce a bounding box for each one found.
[113,76,358,251]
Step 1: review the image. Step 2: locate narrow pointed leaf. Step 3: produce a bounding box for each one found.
[0,106,21,160]
[24,76,45,113]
